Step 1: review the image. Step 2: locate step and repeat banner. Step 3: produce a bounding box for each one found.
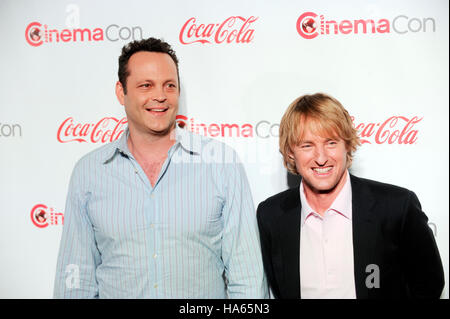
[0,0,448,298]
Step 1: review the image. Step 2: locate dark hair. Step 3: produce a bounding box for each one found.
[118,37,179,94]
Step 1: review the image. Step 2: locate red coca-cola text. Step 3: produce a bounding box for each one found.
[352,116,422,144]
[179,16,258,44]
[57,117,127,143]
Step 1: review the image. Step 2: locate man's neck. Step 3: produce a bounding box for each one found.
[303,172,348,216]
[127,126,176,161]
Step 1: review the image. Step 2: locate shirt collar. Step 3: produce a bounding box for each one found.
[103,125,201,164]
[300,170,352,226]
[175,124,202,155]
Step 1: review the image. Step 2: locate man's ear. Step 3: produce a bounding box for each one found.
[287,149,295,160]
[115,81,125,106]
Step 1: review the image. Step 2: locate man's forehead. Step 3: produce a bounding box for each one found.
[128,51,176,70]
[127,51,178,79]
[129,50,171,61]
[299,131,340,142]
[298,118,340,141]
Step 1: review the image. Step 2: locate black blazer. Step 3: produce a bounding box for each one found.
[257,174,444,299]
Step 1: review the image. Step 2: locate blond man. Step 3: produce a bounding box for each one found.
[257,93,444,299]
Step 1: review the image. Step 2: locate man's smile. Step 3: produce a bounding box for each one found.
[312,166,333,175]
[145,107,169,114]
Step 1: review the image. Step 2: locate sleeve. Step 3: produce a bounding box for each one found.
[400,191,445,298]
[220,152,269,299]
[256,201,278,299]
[53,162,101,298]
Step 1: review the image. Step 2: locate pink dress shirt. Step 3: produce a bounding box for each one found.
[299,171,356,299]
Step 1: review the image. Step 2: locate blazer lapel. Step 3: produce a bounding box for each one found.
[350,174,377,299]
[278,188,302,299]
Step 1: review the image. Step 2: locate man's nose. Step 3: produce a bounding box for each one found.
[314,145,328,166]
[152,86,167,102]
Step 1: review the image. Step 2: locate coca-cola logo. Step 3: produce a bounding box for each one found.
[57,117,127,143]
[352,116,422,144]
[179,16,258,44]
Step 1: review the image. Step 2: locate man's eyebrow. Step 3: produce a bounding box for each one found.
[298,136,338,144]
[136,78,177,83]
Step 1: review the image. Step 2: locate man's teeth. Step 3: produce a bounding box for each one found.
[313,167,332,173]
[149,109,167,112]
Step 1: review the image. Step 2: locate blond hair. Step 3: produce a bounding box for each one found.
[279,93,360,175]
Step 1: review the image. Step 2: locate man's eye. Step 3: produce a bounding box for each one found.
[140,83,150,88]
[167,83,177,88]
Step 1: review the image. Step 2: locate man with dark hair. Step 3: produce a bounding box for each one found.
[117,38,180,95]
[54,37,267,299]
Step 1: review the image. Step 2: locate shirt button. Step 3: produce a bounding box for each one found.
[150,194,155,199]
[150,223,154,229]
[153,253,158,259]
[154,284,158,289]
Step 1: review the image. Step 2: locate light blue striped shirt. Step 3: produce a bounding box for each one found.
[53,126,268,298]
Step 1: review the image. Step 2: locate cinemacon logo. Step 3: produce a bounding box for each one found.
[56,115,422,145]
[25,21,142,47]
[0,122,22,137]
[296,12,436,39]
[30,204,64,228]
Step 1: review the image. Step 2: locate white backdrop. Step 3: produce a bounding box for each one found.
[0,0,448,298]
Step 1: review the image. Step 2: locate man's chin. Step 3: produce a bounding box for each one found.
[316,187,336,194]
[147,122,176,136]
[304,179,338,195]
